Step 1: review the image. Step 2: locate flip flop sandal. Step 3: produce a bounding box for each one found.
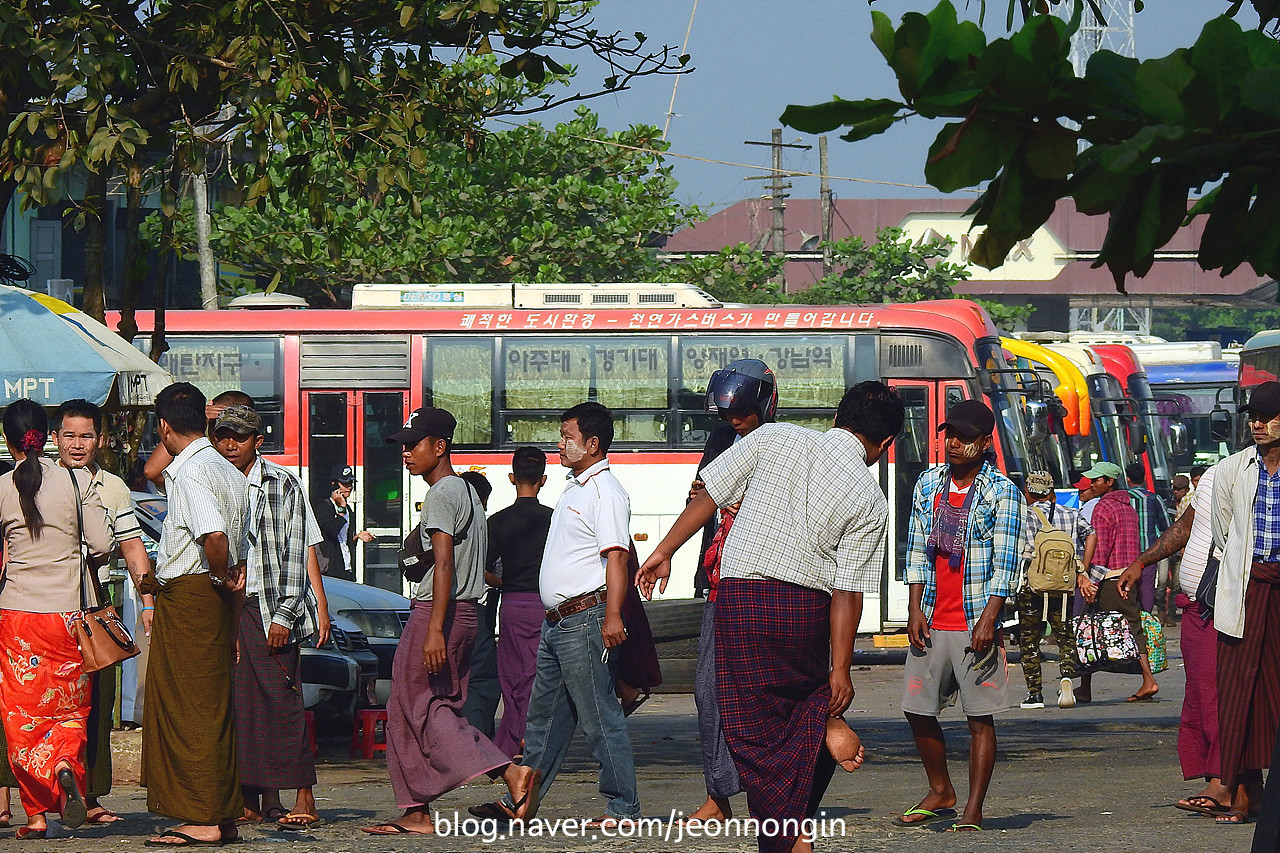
[891,806,956,827]
[1127,691,1158,702]
[947,823,983,832]
[511,770,541,821]
[0,810,11,828]
[468,802,516,821]
[360,823,433,835]
[276,813,325,832]
[15,827,47,841]
[85,809,125,825]
[1175,795,1230,816]
[144,830,237,846]
[1216,811,1250,825]
[57,767,87,830]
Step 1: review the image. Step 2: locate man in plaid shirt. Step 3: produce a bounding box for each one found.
[212,403,331,831]
[1076,461,1158,704]
[898,400,1024,833]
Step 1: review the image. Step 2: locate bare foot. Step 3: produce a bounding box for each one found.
[826,717,865,772]
[148,824,225,844]
[362,809,434,835]
[683,795,732,823]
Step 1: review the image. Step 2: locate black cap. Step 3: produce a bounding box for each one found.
[387,406,456,445]
[1241,381,1280,421]
[331,465,355,485]
[937,399,996,439]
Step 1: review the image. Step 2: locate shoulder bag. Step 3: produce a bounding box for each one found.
[67,468,140,672]
[399,479,475,583]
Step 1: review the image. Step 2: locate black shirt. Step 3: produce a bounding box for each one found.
[487,496,553,595]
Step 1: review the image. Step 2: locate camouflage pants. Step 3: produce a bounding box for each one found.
[1016,586,1077,695]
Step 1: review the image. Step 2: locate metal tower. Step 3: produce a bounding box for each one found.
[1059,1,1142,332]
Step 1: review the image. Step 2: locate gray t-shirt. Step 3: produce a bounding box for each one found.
[414,475,487,603]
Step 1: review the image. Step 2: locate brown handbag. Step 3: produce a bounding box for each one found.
[67,468,139,673]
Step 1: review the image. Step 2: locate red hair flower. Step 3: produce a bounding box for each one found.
[20,429,45,452]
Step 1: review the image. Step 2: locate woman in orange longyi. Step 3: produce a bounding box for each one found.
[0,399,112,839]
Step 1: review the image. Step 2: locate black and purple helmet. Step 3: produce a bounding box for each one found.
[705,359,778,423]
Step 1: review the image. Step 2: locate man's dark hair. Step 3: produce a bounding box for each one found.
[834,381,904,444]
[54,398,103,434]
[1190,465,1207,479]
[512,446,547,484]
[1125,462,1145,485]
[211,390,254,409]
[459,470,492,508]
[155,382,208,436]
[562,402,614,453]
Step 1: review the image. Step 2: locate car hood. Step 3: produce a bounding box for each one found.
[322,577,410,611]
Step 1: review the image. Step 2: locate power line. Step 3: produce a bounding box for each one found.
[662,0,698,142]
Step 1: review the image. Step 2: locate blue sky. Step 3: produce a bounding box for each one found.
[536,1,1243,213]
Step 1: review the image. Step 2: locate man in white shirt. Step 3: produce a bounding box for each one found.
[479,402,638,828]
[141,382,249,847]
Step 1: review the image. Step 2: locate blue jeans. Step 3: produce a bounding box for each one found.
[500,603,640,819]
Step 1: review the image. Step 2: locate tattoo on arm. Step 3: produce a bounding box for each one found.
[1136,508,1194,566]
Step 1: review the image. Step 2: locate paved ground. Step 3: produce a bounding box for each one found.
[10,626,1261,851]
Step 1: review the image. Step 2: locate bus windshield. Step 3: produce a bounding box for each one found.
[974,337,1030,487]
[1129,373,1173,493]
[1089,373,1138,468]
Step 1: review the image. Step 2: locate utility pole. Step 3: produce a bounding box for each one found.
[745,130,810,291]
[820,135,833,278]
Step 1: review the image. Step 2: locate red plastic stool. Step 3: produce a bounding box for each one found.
[304,710,318,758]
[350,708,388,758]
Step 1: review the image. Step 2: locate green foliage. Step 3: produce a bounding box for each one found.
[1151,307,1280,344]
[797,226,972,304]
[155,103,699,305]
[663,243,784,304]
[781,1,1280,290]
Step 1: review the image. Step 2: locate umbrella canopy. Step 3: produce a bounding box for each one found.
[0,285,171,408]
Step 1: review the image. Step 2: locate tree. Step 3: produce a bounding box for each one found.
[157,100,698,305]
[663,243,785,304]
[780,1,1280,292]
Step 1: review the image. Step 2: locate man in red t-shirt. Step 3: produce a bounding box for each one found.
[897,400,1025,833]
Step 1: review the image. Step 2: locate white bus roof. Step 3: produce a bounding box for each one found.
[351,281,722,310]
[1128,341,1224,364]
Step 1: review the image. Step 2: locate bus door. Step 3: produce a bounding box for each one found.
[884,380,946,626]
[303,390,409,592]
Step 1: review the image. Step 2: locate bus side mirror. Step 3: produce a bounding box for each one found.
[1024,400,1050,444]
[1167,421,1189,457]
[1211,409,1232,443]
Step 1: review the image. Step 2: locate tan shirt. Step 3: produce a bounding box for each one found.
[0,456,113,613]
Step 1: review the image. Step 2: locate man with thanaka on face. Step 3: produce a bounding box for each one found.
[898,399,1024,833]
[53,398,156,826]
[365,407,538,836]
[639,381,900,853]
[472,402,640,828]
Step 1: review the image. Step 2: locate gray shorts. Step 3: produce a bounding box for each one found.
[901,629,1011,718]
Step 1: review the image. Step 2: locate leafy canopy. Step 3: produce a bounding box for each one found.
[781,1,1280,290]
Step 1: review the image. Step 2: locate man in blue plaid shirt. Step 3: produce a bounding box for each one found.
[897,400,1024,833]
[213,403,330,832]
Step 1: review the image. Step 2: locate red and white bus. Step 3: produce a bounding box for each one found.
[115,297,1034,631]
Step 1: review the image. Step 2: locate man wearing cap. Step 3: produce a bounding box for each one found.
[1016,470,1096,711]
[312,464,374,580]
[211,404,332,831]
[368,407,538,836]
[1075,461,1159,705]
[899,399,1024,832]
[1209,380,1280,825]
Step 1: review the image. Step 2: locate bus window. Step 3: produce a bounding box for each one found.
[147,335,285,452]
[500,337,670,445]
[427,339,493,446]
[677,335,847,416]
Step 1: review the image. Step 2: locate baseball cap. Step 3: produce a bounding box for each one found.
[1081,461,1124,481]
[332,465,356,485]
[1241,381,1280,421]
[212,405,261,436]
[937,399,996,438]
[387,406,456,445]
[1025,470,1054,495]
[1073,475,1093,491]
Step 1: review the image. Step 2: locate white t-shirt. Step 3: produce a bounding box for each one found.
[1180,466,1217,599]
[539,459,630,609]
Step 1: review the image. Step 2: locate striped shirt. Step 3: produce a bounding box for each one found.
[1254,455,1280,562]
[157,437,249,582]
[244,458,324,640]
[703,424,887,594]
[906,460,1025,628]
[1127,487,1170,550]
